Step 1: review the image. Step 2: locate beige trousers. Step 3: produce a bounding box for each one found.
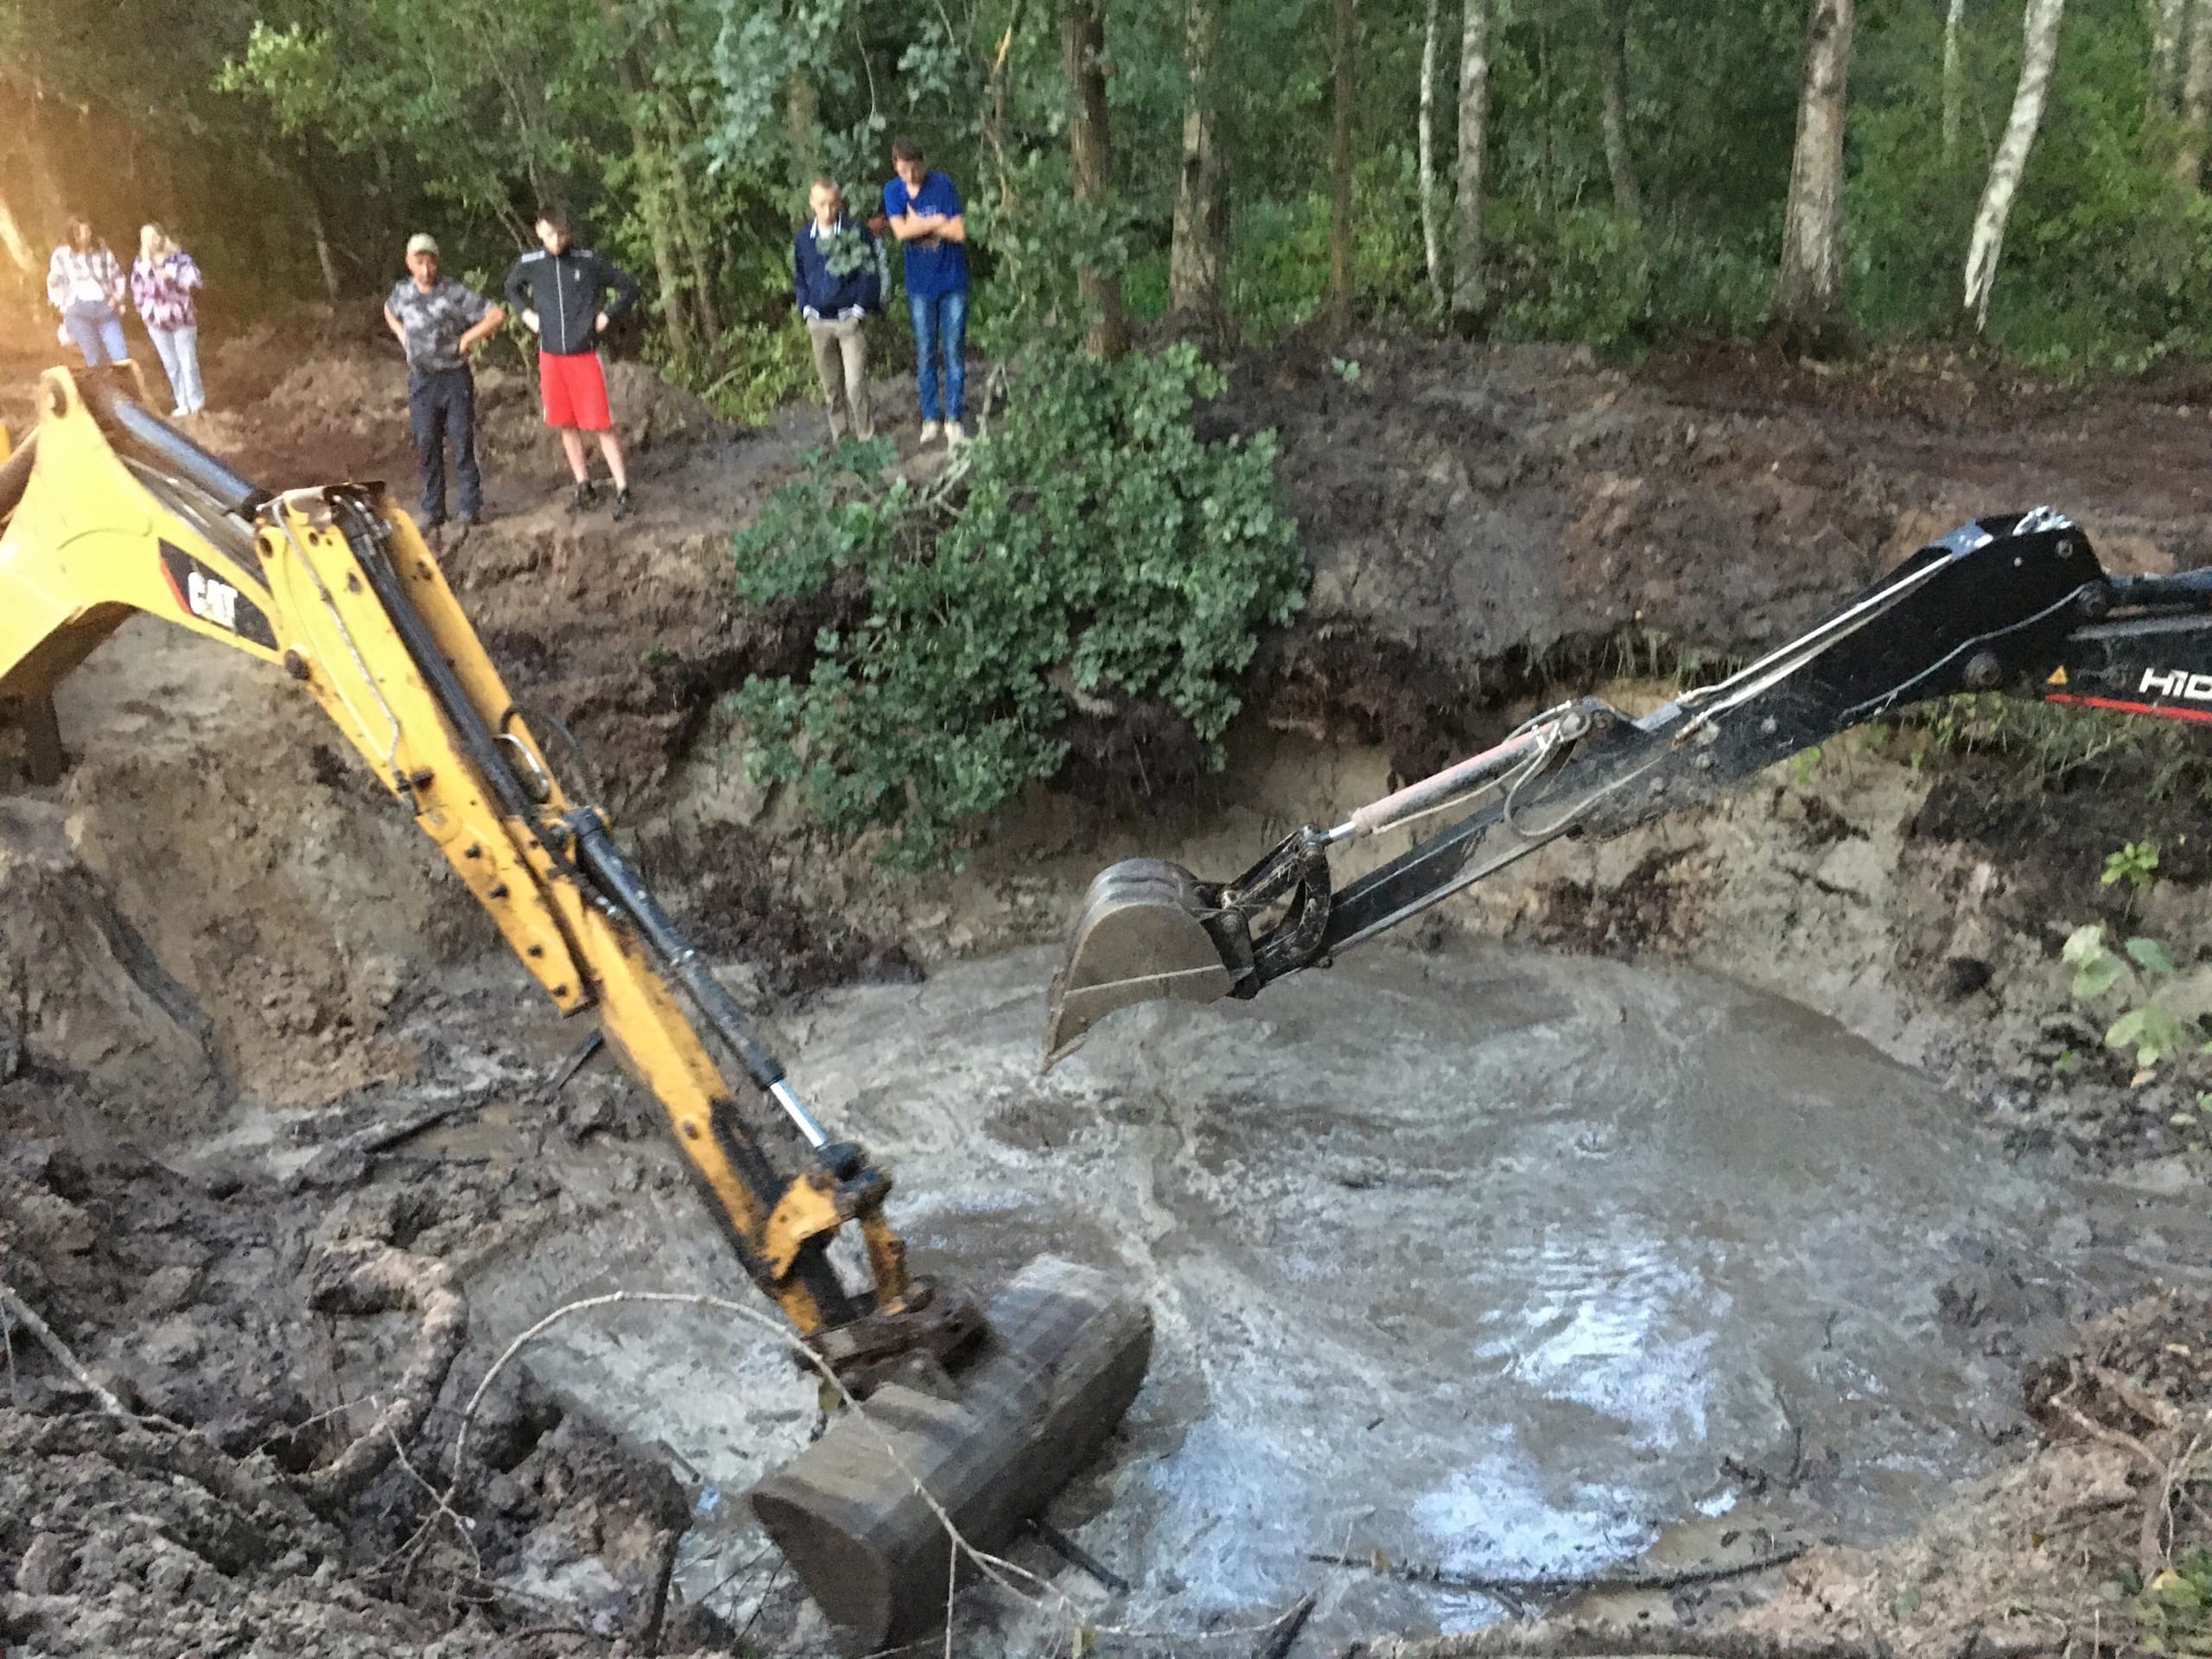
[806,315,872,441]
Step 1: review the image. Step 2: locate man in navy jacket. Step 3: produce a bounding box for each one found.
[793,178,887,443]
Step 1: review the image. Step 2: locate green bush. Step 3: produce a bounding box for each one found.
[728,343,1306,868]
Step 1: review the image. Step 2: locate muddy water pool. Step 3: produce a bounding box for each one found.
[471,940,2196,1650]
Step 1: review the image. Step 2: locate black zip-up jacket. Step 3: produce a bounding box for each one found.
[502,245,641,356]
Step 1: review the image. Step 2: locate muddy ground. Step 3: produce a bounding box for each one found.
[5,321,2212,1656]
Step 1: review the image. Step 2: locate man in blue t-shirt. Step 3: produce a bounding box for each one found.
[882,137,970,444]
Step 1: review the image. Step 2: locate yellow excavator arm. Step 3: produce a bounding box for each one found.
[0,366,918,1351]
[0,366,1151,1654]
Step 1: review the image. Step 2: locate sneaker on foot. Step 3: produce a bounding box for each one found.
[918,420,942,443]
[567,480,599,514]
[168,405,188,420]
[612,488,633,523]
[944,420,968,446]
[458,512,485,529]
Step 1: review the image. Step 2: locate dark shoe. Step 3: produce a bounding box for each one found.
[458,512,486,529]
[567,480,599,514]
[612,488,633,523]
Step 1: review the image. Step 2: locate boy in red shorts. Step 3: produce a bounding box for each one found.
[503,206,643,519]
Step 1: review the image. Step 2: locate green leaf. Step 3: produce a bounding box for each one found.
[2126,937,2179,976]
[2062,923,2110,965]
[2071,957,2123,1001]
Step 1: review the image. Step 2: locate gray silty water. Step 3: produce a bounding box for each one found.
[486,939,2149,1646]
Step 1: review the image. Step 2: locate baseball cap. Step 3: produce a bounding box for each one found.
[406,233,439,257]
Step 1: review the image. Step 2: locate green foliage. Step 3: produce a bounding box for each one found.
[2063,921,2205,1071]
[2103,839,2162,896]
[659,321,821,424]
[728,344,1305,866]
[1911,693,2212,799]
[2133,1549,2212,1654]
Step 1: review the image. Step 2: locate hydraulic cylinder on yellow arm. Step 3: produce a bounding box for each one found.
[0,366,1149,1655]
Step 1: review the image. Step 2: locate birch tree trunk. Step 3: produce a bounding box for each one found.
[1599,0,1642,224]
[594,0,696,362]
[1452,0,1495,322]
[1942,0,1967,164]
[1168,0,1229,321]
[1774,0,1857,347]
[1418,0,1445,308]
[2177,0,2212,185]
[1964,0,2068,328]
[1329,0,1357,334]
[2148,0,2187,131]
[1062,0,1128,359]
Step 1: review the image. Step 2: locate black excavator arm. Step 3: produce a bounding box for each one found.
[1045,509,2212,1064]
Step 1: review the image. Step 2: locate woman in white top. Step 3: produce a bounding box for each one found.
[46,216,129,368]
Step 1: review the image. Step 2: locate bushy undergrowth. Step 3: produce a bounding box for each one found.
[728,344,1305,868]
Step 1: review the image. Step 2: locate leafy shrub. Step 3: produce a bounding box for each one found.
[2063,922,2204,1071]
[656,321,820,425]
[728,343,1306,868]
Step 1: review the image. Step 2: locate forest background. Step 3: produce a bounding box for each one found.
[3,0,2209,409]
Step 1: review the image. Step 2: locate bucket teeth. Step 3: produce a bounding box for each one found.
[750,1256,1151,1655]
[1042,857,1240,1070]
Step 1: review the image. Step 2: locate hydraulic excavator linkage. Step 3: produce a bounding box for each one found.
[1047,507,2212,1063]
[0,367,1150,1656]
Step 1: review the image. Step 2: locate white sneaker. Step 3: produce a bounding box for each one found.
[944,421,967,446]
[918,420,942,442]
[169,406,188,420]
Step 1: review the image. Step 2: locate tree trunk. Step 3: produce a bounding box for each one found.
[594,0,696,362]
[2149,0,2187,130]
[784,70,824,181]
[1599,0,1642,223]
[1453,0,1495,322]
[659,119,723,345]
[1773,0,1857,348]
[1418,0,1445,308]
[1062,0,1128,359]
[1168,0,1230,321]
[0,185,36,273]
[1942,0,1966,164]
[1965,0,2068,328]
[1329,0,1357,334]
[2177,0,2212,184]
[308,198,342,302]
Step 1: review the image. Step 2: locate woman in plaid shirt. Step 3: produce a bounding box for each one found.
[46,216,128,369]
[132,224,206,417]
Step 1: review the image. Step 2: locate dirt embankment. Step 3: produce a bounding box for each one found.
[7,331,2212,1654]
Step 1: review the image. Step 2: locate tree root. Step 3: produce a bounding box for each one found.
[1312,1547,1809,1605]
[300,1241,467,1512]
[1358,1624,1891,1659]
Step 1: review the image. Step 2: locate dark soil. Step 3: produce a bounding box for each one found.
[0,1076,732,1658]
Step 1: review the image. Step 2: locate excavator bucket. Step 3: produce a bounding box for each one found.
[1041,857,1239,1069]
[751,1256,1152,1655]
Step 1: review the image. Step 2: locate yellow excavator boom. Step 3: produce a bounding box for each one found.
[0,366,1149,1654]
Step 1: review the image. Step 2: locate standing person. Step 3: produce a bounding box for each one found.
[882,138,970,445]
[503,207,642,520]
[131,224,206,418]
[382,233,505,531]
[793,177,887,443]
[46,217,129,369]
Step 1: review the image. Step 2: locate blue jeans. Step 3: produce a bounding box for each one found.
[63,302,127,368]
[408,368,481,524]
[148,324,204,413]
[908,289,968,423]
